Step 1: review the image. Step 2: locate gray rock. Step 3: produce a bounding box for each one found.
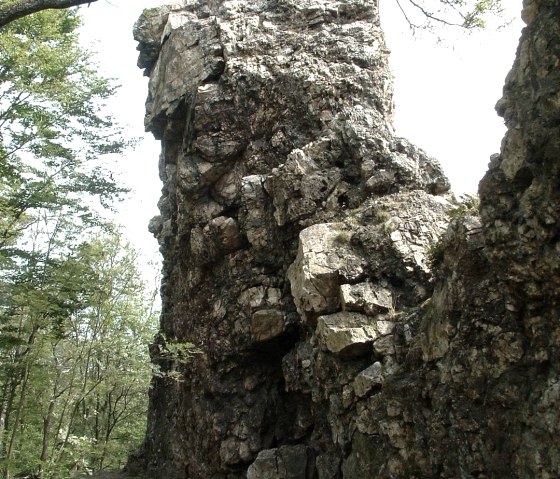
[340,282,393,316]
[316,312,394,356]
[247,445,310,479]
[315,453,340,479]
[251,309,285,342]
[131,0,452,476]
[133,4,185,72]
[353,361,385,397]
[129,0,560,477]
[288,223,366,320]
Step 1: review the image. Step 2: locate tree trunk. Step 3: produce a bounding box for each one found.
[4,363,30,479]
[40,396,56,464]
[0,376,16,456]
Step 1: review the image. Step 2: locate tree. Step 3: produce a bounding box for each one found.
[0,0,98,28]
[0,7,126,223]
[392,0,505,30]
[0,227,157,478]
[0,8,153,478]
[0,8,128,248]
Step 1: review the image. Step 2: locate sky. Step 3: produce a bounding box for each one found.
[78,0,524,273]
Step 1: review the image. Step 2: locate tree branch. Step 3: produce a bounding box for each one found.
[402,0,464,29]
[395,0,420,30]
[0,0,98,28]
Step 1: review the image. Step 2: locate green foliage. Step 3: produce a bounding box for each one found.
[427,238,446,270]
[0,9,156,479]
[160,339,201,365]
[0,9,129,250]
[427,194,480,270]
[447,193,480,219]
[151,334,200,383]
[0,229,158,478]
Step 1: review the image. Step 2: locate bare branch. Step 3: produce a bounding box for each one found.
[396,0,465,30]
[0,0,98,28]
[404,0,463,28]
[395,0,420,30]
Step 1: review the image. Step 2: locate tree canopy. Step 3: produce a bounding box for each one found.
[0,7,157,478]
[0,8,128,245]
[0,226,158,478]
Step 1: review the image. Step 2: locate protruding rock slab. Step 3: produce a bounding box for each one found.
[251,309,286,342]
[340,282,393,315]
[353,361,385,397]
[288,224,366,319]
[316,312,395,356]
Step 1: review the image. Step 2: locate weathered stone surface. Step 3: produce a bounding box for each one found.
[353,361,385,397]
[372,334,396,356]
[131,0,451,476]
[133,3,186,73]
[340,282,393,315]
[288,223,366,320]
[316,312,394,356]
[265,141,343,226]
[247,445,311,479]
[251,309,286,342]
[130,0,560,478]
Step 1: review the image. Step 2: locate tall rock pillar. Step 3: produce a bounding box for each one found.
[131,1,449,477]
[130,0,560,478]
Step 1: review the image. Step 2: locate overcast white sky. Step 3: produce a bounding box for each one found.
[78,0,524,271]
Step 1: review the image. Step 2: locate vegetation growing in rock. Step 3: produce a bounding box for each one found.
[151,334,201,383]
[447,194,480,219]
[427,194,480,270]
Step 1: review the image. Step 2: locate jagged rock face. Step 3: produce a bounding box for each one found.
[402,1,560,477]
[481,0,560,302]
[130,0,559,478]
[131,1,449,477]
[476,0,560,474]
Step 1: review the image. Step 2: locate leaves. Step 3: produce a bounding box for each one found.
[0,228,158,478]
[0,8,156,478]
[0,10,129,252]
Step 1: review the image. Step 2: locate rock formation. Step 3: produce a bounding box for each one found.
[128,0,560,477]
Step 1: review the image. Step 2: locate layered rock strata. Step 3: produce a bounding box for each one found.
[129,0,560,477]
